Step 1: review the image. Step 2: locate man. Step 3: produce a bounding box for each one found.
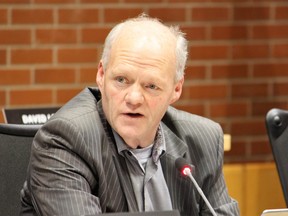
[20,14,239,216]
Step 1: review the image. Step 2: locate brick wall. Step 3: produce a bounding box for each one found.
[1,0,288,163]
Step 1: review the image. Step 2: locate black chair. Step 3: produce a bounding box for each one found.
[266,108,288,207]
[0,123,41,216]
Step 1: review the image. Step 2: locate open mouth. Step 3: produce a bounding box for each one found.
[126,113,143,118]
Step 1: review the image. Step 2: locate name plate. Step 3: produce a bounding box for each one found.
[2,107,59,125]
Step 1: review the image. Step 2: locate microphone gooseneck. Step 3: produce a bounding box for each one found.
[175,158,217,216]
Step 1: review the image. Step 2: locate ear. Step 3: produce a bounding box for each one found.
[169,77,184,104]
[96,61,105,89]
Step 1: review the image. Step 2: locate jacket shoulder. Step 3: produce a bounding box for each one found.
[163,106,218,127]
[51,87,100,122]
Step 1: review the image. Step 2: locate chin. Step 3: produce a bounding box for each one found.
[118,129,138,138]
[118,129,141,141]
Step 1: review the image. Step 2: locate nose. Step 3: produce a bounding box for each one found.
[125,85,144,107]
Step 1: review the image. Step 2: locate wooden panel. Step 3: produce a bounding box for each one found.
[223,163,286,216]
[245,163,286,216]
[223,164,245,214]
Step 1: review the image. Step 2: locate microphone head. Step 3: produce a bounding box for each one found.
[175,157,193,176]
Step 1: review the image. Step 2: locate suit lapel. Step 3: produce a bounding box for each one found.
[112,154,138,212]
[160,123,193,212]
[96,99,138,212]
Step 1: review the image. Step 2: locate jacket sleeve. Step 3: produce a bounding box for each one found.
[28,118,102,216]
[201,123,239,216]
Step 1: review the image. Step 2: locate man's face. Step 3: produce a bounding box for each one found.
[97,32,183,148]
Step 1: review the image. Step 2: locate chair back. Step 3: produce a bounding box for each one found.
[266,108,288,207]
[0,123,41,216]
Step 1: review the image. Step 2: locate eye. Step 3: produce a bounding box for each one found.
[116,76,126,83]
[146,84,158,90]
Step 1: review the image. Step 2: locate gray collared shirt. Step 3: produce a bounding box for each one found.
[113,124,173,212]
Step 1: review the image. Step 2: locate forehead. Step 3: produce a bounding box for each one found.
[109,21,177,68]
[115,21,175,51]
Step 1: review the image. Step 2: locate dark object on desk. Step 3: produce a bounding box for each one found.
[86,210,180,216]
[2,107,59,124]
[266,108,288,207]
[0,123,41,216]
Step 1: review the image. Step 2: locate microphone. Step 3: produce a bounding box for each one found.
[175,158,217,216]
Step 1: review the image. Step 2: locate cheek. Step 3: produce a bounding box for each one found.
[148,97,168,114]
[101,86,118,113]
[106,90,124,112]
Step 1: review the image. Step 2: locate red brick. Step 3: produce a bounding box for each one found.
[0,69,30,85]
[82,27,110,44]
[253,0,284,1]
[224,140,246,157]
[126,0,161,2]
[58,48,98,63]
[234,7,270,20]
[181,26,207,40]
[35,0,74,3]
[168,0,207,2]
[232,44,269,59]
[12,9,53,24]
[184,65,206,80]
[273,82,288,96]
[231,120,266,136]
[210,102,248,118]
[0,111,4,123]
[0,91,5,106]
[253,63,288,77]
[252,24,288,39]
[80,67,97,83]
[251,140,272,155]
[218,121,229,133]
[104,8,143,23]
[211,64,249,79]
[0,30,30,45]
[35,68,76,84]
[11,49,52,64]
[180,85,190,100]
[174,104,205,116]
[189,45,228,60]
[211,0,249,2]
[149,8,186,22]
[0,50,6,64]
[275,6,288,20]
[191,7,229,21]
[211,25,248,40]
[252,101,288,116]
[0,9,7,24]
[56,88,82,104]
[81,0,118,2]
[10,89,53,105]
[186,84,228,100]
[0,0,29,2]
[59,9,99,24]
[231,83,268,98]
[36,29,77,44]
[273,44,288,57]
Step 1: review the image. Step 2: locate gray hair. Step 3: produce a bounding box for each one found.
[101,14,188,82]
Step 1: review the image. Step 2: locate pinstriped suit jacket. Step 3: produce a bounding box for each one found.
[20,87,239,216]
